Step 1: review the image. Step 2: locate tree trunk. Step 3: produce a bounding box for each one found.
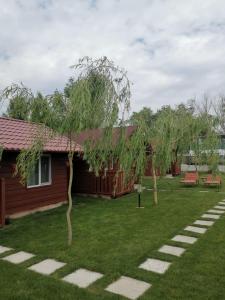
[67,151,74,246]
[152,157,158,205]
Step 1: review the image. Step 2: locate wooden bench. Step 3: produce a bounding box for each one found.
[203,175,221,188]
[180,172,199,186]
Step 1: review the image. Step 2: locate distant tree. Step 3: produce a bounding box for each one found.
[129,107,154,127]
[213,96,225,133]
[2,84,32,120]
[189,99,219,173]
[30,92,50,124]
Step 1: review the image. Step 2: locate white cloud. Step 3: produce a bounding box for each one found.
[1,0,225,113]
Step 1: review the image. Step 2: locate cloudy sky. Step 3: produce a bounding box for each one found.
[0,0,225,112]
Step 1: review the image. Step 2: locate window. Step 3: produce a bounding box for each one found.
[27,155,51,188]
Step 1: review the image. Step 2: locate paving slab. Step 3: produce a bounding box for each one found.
[214,206,225,210]
[2,251,35,264]
[184,226,207,234]
[28,259,66,275]
[158,245,186,257]
[139,258,171,274]
[208,209,224,214]
[201,214,220,220]
[218,202,225,205]
[193,220,214,226]
[105,276,151,300]
[62,268,103,288]
[171,235,197,244]
[0,245,12,254]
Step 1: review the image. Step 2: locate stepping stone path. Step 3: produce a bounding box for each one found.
[2,251,34,264]
[184,226,207,234]
[0,245,12,254]
[201,213,220,220]
[139,258,171,274]
[214,206,225,210]
[208,209,224,214]
[28,259,66,275]
[63,268,103,288]
[105,276,151,300]
[171,235,197,244]
[158,245,186,257]
[194,220,214,226]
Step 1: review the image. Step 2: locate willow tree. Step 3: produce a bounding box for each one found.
[2,56,130,246]
[188,105,219,173]
[118,103,218,206]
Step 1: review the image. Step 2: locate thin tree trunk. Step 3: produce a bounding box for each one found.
[67,151,74,246]
[152,157,158,205]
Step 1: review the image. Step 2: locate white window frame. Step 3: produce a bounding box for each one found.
[27,154,52,188]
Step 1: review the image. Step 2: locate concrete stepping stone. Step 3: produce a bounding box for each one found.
[28,259,66,275]
[0,245,12,254]
[105,276,151,300]
[171,235,197,244]
[194,220,214,226]
[208,209,224,214]
[214,206,225,210]
[62,268,103,288]
[2,251,35,264]
[218,202,225,205]
[139,258,171,274]
[158,245,186,257]
[201,214,220,220]
[184,226,207,234]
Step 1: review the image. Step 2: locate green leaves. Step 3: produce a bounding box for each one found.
[16,138,44,185]
[1,83,33,120]
[0,145,3,162]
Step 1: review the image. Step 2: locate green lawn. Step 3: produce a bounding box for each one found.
[0,176,225,299]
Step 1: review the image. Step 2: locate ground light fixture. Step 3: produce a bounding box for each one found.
[134,184,144,208]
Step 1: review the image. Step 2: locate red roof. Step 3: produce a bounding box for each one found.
[0,117,82,152]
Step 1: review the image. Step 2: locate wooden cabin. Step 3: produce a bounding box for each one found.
[0,118,135,226]
[0,117,80,226]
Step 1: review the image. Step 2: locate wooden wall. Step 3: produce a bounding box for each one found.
[0,151,68,216]
[72,157,134,198]
[0,178,5,227]
[145,159,181,176]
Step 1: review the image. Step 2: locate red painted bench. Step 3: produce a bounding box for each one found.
[180,172,199,185]
[203,175,221,187]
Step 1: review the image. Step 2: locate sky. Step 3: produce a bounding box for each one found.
[1,0,225,113]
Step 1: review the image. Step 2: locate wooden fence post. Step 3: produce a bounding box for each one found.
[0,178,5,227]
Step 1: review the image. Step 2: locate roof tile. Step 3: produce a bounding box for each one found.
[0,117,82,153]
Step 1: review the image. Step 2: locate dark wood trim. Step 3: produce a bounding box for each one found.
[0,177,6,227]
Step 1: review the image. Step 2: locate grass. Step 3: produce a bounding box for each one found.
[0,176,225,299]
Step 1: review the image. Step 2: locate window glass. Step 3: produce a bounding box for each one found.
[27,162,39,186]
[41,156,50,184]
